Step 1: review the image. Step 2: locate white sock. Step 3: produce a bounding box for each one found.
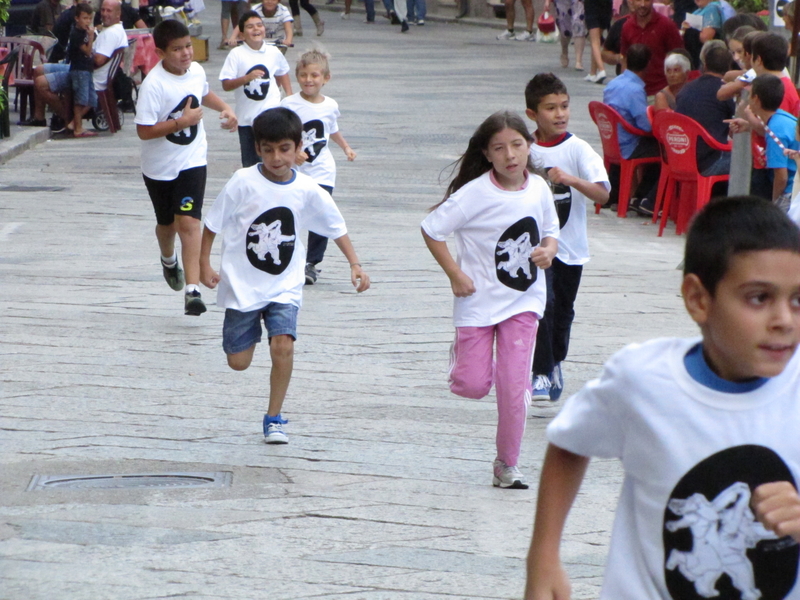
[161,253,178,267]
[185,284,199,294]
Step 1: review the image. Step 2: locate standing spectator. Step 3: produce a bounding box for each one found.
[29,0,63,34]
[600,0,633,79]
[681,0,724,67]
[289,0,326,36]
[67,3,97,138]
[584,0,612,82]
[407,0,425,25]
[546,0,586,70]
[220,0,250,49]
[620,0,684,98]
[496,0,535,41]
[676,44,735,177]
[227,0,295,47]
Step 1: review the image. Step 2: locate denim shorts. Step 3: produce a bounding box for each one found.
[222,302,298,354]
[70,70,96,108]
[44,63,70,94]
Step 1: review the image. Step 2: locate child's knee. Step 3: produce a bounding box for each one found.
[450,372,492,399]
[227,347,255,371]
[269,334,294,359]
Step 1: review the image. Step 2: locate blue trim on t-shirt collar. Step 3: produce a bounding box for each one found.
[684,342,769,393]
[258,165,297,185]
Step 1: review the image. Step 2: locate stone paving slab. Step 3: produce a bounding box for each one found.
[0,2,700,598]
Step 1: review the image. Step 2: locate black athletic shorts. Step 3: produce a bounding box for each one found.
[143,165,207,226]
[585,0,613,30]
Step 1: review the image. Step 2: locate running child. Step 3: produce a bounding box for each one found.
[135,20,237,316]
[68,3,97,138]
[280,48,356,285]
[524,73,609,401]
[227,0,294,49]
[200,107,369,443]
[421,111,559,489]
[220,10,293,168]
[525,196,800,599]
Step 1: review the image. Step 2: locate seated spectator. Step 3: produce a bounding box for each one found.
[29,0,63,34]
[675,43,735,177]
[654,49,691,110]
[68,3,97,138]
[93,2,146,29]
[603,43,661,215]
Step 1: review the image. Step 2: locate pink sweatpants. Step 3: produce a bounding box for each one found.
[448,311,538,468]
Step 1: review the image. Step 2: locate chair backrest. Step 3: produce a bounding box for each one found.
[0,48,20,91]
[104,46,126,90]
[653,111,731,180]
[588,100,652,165]
[0,37,44,85]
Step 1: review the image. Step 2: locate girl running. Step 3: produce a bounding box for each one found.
[421,111,559,489]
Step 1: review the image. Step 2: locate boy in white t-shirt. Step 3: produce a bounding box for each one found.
[525,196,800,600]
[135,20,237,316]
[525,73,609,401]
[200,107,369,444]
[220,10,293,168]
[280,48,356,285]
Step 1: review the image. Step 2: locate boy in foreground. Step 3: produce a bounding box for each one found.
[200,107,369,444]
[136,20,237,316]
[525,197,800,599]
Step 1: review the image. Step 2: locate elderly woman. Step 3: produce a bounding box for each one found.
[654,50,692,111]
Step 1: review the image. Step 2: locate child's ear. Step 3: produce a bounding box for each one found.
[525,108,537,121]
[155,48,166,60]
[682,273,712,326]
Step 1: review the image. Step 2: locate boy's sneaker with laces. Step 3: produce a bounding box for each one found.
[549,363,564,401]
[161,258,185,291]
[184,290,207,316]
[263,414,289,444]
[305,262,319,285]
[532,374,552,401]
[496,29,514,40]
[515,30,534,41]
[492,459,529,489]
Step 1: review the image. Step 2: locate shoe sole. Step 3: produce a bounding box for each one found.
[264,436,288,444]
[492,477,529,489]
[163,266,185,291]
[185,301,207,316]
[305,276,316,285]
[532,392,550,401]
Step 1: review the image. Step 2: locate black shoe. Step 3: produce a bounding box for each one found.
[50,114,66,133]
[184,290,207,315]
[161,258,185,291]
[20,118,47,127]
[389,10,400,23]
[636,198,655,217]
[400,19,409,32]
[305,262,319,285]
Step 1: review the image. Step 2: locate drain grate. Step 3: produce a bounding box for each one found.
[27,472,232,491]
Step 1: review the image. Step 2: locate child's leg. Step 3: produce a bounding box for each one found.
[551,259,583,365]
[223,307,264,370]
[532,266,555,377]
[175,215,202,285]
[238,126,260,168]
[449,325,495,399]
[71,104,90,135]
[494,312,538,467]
[268,334,294,415]
[172,166,207,286]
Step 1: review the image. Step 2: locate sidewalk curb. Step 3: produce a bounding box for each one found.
[0,127,50,166]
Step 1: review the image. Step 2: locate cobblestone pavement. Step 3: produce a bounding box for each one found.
[0,5,698,599]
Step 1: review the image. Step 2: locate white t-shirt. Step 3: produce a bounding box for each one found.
[548,337,800,600]
[135,61,210,181]
[253,2,293,42]
[92,22,128,91]
[219,42,290,127]
[529,134,609,266]
[421,171,559,327]
[204,166,347,311]
[279,93,340,187]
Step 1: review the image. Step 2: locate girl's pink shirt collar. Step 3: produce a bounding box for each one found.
[489,168,529,191]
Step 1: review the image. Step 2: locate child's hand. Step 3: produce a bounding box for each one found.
[181,98,204,126]
[724,117,750,134]
[248,69,265,81]
[752,481,800,542]
[449,270,476,297]
[524,560,571,600]
[785,148,800,161]
[219,108,237,131]
[200,264,220,289]
[531,244,556,270]
[546,167,572,188]
[350,264,370,292]
[295,150,308,165]
[344,147,357,161]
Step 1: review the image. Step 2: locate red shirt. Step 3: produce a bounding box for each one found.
[620,10,684,96]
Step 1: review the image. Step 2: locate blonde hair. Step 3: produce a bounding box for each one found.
[296,47,331,77]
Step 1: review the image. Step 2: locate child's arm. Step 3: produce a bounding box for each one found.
[80,28,95,56]
[199,226,221,289]
[330,131,356,161]
[547,168,609,205]
[717,78,746,101]
[752,481,800,542]
[136,97,203,140]
[276,73,292,96]
[773,167,789,201]
[221,68,266,92]
[531,236,558,270]
[422,228,475,297]
[332,233,370,292]
[525,444,590,600]
[723,68,745,83]
[282,22,294,46]
[202,91,238,131]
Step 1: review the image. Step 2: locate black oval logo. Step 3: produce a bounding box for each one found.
[495,216,540,291]
[166,94,200,146]
[243,64,270,101]
[246,207,296,274]
[301,119,327,163]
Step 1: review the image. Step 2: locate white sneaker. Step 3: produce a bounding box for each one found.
[340,11,350,18]
[532,374,552,401]
[514,30,534,41]
[591,70,607,83]
[492,460,529,489]
[584,72,596,81]
[496,29,515,40]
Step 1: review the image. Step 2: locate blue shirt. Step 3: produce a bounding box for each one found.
[765,109,799,195]
[693,1,723,29]
[603,69,650,159]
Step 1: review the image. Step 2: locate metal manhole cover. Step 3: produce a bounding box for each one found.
[0,185,67,192]
[27,472,232,491]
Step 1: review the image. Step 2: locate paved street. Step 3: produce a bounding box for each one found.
[1,7,698,599]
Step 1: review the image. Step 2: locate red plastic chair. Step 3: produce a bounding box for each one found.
[0,37,45,122]
[652,111,731,236]
[589,101,660,217]
[94,47,125,133]
[648,106,675,226]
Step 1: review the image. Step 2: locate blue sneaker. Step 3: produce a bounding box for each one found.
[532,374,551,401]
[549,363,564,401]
[263,414,289,444]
